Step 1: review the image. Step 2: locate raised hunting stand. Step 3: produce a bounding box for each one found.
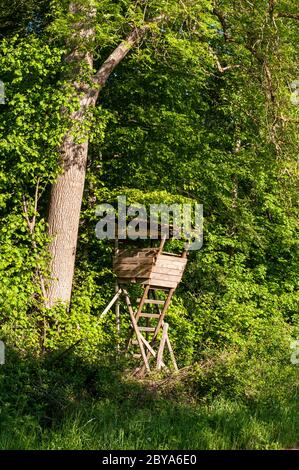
[101,227,188,377]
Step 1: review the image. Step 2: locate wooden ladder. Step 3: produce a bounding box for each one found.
[123,285,178,376]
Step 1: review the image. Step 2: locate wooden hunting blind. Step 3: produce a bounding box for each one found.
[113,247,187,289]
[101,223,189,376]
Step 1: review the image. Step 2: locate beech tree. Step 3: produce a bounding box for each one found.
[43,0,215,306]
[0,0,298,355]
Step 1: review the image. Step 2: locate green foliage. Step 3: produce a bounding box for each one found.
[0,336,298,449]
[0,0,298,449]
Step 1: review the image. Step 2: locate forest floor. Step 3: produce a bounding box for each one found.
[0,352,299,450]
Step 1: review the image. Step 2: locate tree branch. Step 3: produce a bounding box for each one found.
[208,46,240,73]
[268,0,276,17]
[22,178,40,234]
[93,14,166,89]
[277,12,299,20]
[213,7,231,42]
[22,180,47,300]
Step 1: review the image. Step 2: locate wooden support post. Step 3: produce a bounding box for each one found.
[135,285,150,322]
[137,287,175,376]
[166,333,178,371]
[157,322,169,370]
[115,240,120,352]
[115,281,120,352]
[123,289,151,373]
[125,284,150,352]
[139,334,166,368]
[157,235,167,255]
[148,292,177,371]
[100,288,122,318]
[152,288,175,341]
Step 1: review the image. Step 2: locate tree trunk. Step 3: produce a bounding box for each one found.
[46,4,166,307]
[46,2,96,307]
[46,140,88,306]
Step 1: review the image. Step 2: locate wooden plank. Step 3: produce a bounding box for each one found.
[145,298,165,305]
[114,263,152,270]
[114,259,154,266]
[146,285,171,291]
[138,333,166,368]
[153,288,175,339]
[99,288,122,318]
[156,254,187,263]
[135,285,150,322]
[123,290,150,372]
[150,271,182,281]
[114,266,138,273]
[150,272,181,282]
[143,278,177,288]
[157,237,166,255]
[154,260,186,271]
[157,323,169,370]
[115,279,120,353]
[154,261,186,270]
[137,250,158,257]
[124,285,150,351]
[139,335,157,358]
[156,257,187,265]
[161,252,182,257]
[115,272,152,279]
[140,334,167,369]
[114,269,153,277]
[115,271,152,279]
[114,267,152,277]
[138,288,175,376]
[115,249,156,257]
[165,329,178,371]
[116,249,157,258]
[115,264,153,271]
[115,273,152,280]
[115,268,152,278]
[116,247,157,254]
[137,298,165,305]
[138,326,155,332]
[139,313,160,318]
[151,266,185,276]
[114,263,154,270]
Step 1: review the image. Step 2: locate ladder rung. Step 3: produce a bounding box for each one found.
[138,326,156,332]
[148,286,170,291]
[132,353,141,358]
[161,252,182,257]
[131,340,139,345]
[137,298,165,305]
[140,313,160,318]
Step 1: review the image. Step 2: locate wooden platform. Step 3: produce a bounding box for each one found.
[109,238,188,375]
[113,247,187,289]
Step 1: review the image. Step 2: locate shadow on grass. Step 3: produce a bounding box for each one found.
[0,346,298,450]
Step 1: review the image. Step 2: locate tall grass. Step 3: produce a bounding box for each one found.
[0,350,298,450]
[1,397,299,450]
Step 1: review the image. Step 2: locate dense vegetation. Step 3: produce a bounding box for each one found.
[0,0,298,449]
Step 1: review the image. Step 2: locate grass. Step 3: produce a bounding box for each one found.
[0,350,299,450]
[1,395,299,450]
